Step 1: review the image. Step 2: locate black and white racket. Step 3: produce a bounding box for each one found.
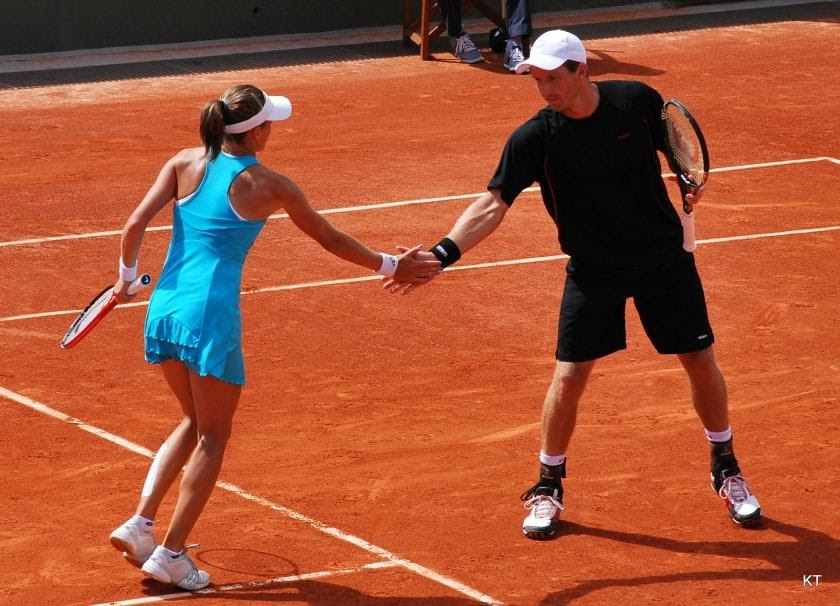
[60,274,151,349]
[662,98,710,252]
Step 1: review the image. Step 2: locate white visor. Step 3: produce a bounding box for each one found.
[224,93,292,134]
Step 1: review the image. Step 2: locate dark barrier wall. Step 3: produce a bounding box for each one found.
[2,0,614,55]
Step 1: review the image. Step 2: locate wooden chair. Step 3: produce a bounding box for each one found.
[402,0,506,60]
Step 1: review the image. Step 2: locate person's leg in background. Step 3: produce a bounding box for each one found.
[504,0,532,71]
[439,0,482,63]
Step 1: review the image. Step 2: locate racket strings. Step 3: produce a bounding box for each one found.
[664,111,704,186]
[60,275,150,349]
[63,290,112,342]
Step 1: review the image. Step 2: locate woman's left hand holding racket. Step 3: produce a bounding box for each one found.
[60,274,152,349]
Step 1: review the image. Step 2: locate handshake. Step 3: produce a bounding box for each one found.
[379,240,459,295]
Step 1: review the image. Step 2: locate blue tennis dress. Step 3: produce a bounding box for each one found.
[144,152,266,384]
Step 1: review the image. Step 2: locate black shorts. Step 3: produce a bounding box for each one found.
[555,254,714,362]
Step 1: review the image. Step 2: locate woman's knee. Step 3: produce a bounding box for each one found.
[177,416,199,443]
[195,430,231,457]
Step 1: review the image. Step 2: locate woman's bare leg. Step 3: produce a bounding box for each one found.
[136,360,200,520]
[161,372,241,551]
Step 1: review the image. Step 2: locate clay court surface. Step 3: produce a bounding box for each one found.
[1,3,839,604]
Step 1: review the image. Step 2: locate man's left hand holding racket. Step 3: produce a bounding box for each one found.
[60,268,152,349]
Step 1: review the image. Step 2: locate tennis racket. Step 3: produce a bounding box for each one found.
[661,98,710,252]
[60,274,152,349]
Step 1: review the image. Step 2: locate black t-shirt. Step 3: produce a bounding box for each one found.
[488,80,685,274]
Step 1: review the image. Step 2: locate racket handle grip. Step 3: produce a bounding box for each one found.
[126,273,152,295]
[681,210,696,252]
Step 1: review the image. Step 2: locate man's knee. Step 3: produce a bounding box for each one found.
[546,361,593,401]
[679,346,720,375]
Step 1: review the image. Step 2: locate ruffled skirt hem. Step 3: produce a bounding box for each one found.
[144,318,245,385]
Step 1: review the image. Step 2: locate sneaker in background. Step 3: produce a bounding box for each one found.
[504,39,527,73]
[109,517,157,568]
[451,32,482,64]
[141,545,211,591]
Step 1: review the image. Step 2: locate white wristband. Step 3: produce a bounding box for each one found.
[376,253,398,277]
[119,258,138,282]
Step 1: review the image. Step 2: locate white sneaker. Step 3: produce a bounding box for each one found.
[109,518,157,568]
[714,473,762,527]
[504,39,527,73]
[521,485,563,540]
[141,545,210,591]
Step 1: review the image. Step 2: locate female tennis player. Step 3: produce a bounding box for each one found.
[107,84,440,590]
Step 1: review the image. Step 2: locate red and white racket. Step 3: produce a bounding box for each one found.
[60,274,151,349]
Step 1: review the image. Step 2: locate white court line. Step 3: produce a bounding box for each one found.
[1,156,837,249]
[92,561,401,605]
[3,158,838,603]
[1,225,838,324]
[0,385,502,605]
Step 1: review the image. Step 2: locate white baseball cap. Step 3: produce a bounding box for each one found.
[224,91,292,134]
[515,30,587,75]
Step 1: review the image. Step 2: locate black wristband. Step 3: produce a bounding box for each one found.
[430,237,461,268]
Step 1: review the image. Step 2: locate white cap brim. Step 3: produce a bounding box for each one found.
[224,93,292,134]
[515,53,567,74]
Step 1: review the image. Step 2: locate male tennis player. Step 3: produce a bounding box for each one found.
[389,30,762,538]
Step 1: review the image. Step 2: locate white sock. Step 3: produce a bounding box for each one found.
[704,427,732,443]
[129,514,155,532]
[539,452,567,466]
[161,546,182,558]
